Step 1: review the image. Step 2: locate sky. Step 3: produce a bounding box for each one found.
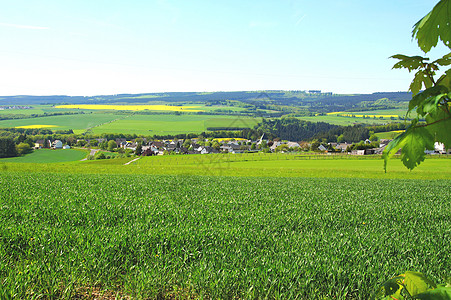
[0,0,446,96]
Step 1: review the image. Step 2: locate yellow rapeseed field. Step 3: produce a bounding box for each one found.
[15,125,59,129]
[54,104,204,112]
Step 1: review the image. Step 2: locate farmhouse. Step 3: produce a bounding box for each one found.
[52,140,63,149]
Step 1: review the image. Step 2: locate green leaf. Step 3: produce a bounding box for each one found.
[417,93,448,116]
[400,126,435,170]
[409,85,449,114]
[412,0,451,53]
[383,131,408,173]
[415,286,451,300]
[410,70,434,96]
[425,108,451,148]
[373,275,407,299]
[404,271,437,296]
[436,70,451,89]
[434,52,451,67]
[391,54,428,72]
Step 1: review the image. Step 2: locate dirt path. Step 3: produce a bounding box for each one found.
[124,157,141,165]
[80,149,99,161]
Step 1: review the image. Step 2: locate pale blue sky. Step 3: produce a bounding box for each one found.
[0,0,444,96]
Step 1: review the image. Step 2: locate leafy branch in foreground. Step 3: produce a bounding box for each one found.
[383,0,451,172]
[373,271,451,300]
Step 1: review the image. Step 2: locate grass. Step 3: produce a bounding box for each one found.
[0,113,123,134]
[0,149,88,163]
[297,115,394,126]
[2,153,450,180]
[375,130,405,140]
[90,115,260,136]
[0,172,449,299]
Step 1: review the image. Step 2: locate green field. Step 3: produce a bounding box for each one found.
[0,112,260,136]
[0,170,449,299]
[89,115,260,136]
[1,149,87,163]
[298,115,393,126]
[2,152,450,180]
[375,130,405,140]
[0,113,123,134]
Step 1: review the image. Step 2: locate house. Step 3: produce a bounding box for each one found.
[286,141,300,149]
[150,141,164,149]
[351,149,365,155]
[52,140,63,149]
[318,144,327,152]
[335,143,349,152]
[115,138,127,147]
[35,139,46,149]
[270,141,282,152]
[141,146,156,156]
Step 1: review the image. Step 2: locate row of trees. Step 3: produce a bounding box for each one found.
[0,137,34,158]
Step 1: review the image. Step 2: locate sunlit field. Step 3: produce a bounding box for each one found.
[15,124,60,129]
[0,171,449,299]
[55,104,204,112]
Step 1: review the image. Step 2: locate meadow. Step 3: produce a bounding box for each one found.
[0,170,449,299]
[89,115,259,136]
[297,115,394,126]
[0,110,259,136]
[2,151,450,180]
[0,149,87,163]
[0,113,123,134]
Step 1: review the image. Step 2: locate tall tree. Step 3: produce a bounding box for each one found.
[0,138,18,158]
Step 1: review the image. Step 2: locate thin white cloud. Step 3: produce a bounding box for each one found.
[249,21,278,29]
[0,22,49,30]
[295,14,306,26]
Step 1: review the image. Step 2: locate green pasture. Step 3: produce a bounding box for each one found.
[0,113,123,134]
[2,153,450,180]
[131,153,451,180]
[0,149,87,163]
[89,115,260,136]
[0,172,449,299]
[298,115,392,126]
[375,130,405,140]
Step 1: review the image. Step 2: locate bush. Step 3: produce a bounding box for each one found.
[16,142,32,155]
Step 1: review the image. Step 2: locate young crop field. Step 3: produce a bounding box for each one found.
[297,115,392,126]
[0,172,449,299]
[0,113,123,134]
[1,153,450,180]
[89,115,260,136]
[0,149,87,163]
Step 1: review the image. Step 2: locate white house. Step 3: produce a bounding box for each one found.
[318,144,327,151]
[286,142,300,149]
[52,140,63,149]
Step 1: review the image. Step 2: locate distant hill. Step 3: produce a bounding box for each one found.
[0,91,412,112]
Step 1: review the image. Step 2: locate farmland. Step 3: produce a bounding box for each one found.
[89,115,260,136]
[0,149,87,163]
[0,112,260,136]
[0,170,449,299]
[54,104,204,112]
[0,113,123,134]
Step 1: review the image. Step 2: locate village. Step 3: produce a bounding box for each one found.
[33,136,450,157]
